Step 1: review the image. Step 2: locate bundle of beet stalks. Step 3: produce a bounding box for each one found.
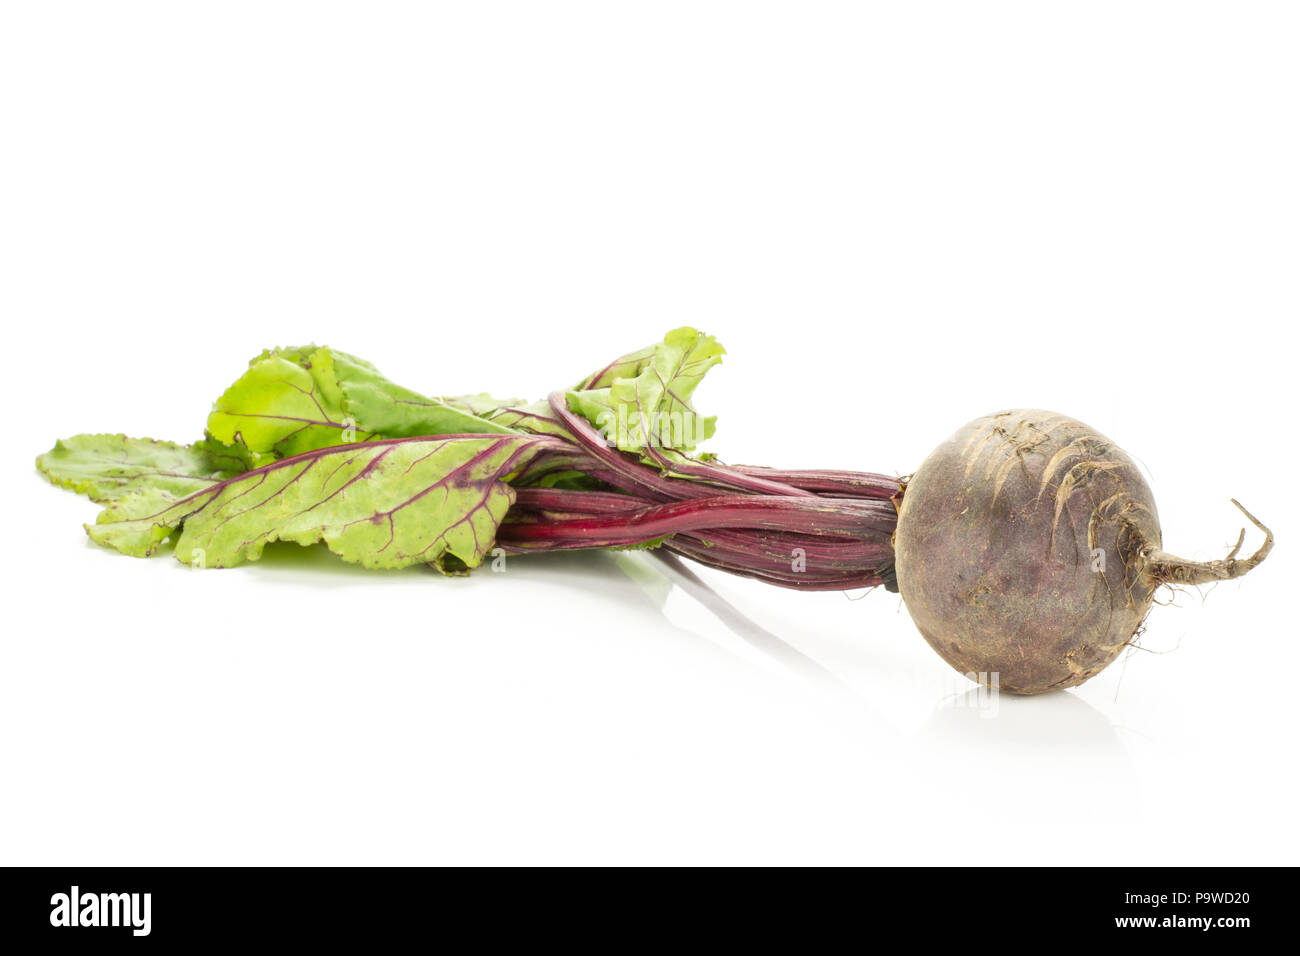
[39,328,1270,694]
[499,392,899,591]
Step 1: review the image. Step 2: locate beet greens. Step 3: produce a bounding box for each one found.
[39,329,900,589]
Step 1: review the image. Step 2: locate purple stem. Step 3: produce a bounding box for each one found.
[678,528,889,571]
[547,392,814,499]
[728,464,901,500]
[665,539,884,591]
[545,392,705,501]
[500,494,883,550]
[500,409,901,592]
[641,443,812,497]
[513,487,645,515]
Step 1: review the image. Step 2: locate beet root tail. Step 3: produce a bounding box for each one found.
[1142,498,1274,586]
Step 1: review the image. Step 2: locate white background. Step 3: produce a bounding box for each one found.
[1,2,1295,865]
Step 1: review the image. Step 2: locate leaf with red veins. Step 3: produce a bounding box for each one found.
[86,435,565,570]
[208,346,516,459]
[441,393,573,439]
[207,347,366,458]
[564,327,723,456]
[36,433,260,503]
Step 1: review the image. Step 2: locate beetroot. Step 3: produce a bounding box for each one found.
[894,409,1273,694]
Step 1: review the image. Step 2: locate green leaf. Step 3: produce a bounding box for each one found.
[207,347,368,458]
[36,434,250,503]
[207,346,516,459]
[191,435,277,473]
[328,352,517,439]
[204,333,725,466]
[86,434,560,570]
[442,393,572,438]
[565,327,722,455]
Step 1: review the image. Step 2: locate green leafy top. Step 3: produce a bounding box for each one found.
[88,434,563,572]
[438,328,726,456]
[565,327,723,454]
[208,345,515,459]
[38,328,730,569]
[440,394,572,439]
[37,434,249,503]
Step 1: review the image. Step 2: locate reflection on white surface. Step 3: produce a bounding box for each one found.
[650,551,860,699]
[923,686,1129,760]
[893,686,1139,836]
[11,492,1290,865]
[578,547,1141,832]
